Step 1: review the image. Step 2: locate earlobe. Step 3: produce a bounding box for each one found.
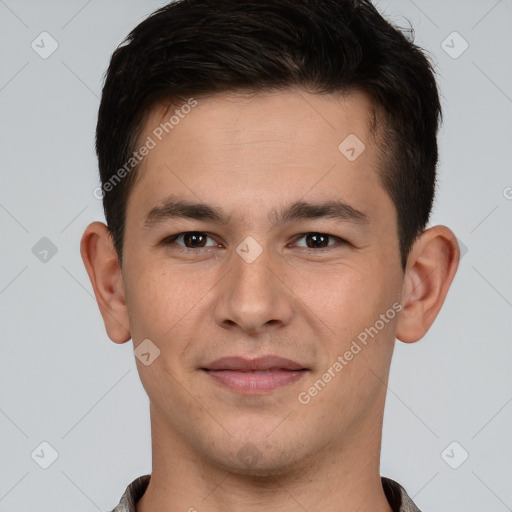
[80,221,131,344]
[396,225,460,343]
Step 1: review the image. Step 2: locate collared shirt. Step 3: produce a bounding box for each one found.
[111,474,422,511]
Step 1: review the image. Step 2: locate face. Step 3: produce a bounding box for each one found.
[119,89,405,474]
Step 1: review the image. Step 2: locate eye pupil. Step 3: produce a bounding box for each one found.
[184,232,206,248]
[306,233,329,248]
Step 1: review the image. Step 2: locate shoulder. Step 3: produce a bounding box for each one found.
[381,476,423,512]
[110,474,151,512]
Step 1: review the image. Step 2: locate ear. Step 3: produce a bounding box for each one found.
[80,221,131,344]
[396,225,460,343]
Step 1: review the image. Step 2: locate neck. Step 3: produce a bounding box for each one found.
[136,404,394,512]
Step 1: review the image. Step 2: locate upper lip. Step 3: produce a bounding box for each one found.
[203,355,307,371]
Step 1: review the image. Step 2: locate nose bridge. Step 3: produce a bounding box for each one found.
[214,238,293,333]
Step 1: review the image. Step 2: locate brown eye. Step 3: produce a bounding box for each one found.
[163,232,217,249]
[293,232,346,249]
[182,232,207,248]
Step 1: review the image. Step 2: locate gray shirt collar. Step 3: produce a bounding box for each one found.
[111,474,422,512]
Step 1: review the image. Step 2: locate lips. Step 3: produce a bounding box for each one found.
[203,355,306,372]
[202,356,308,393]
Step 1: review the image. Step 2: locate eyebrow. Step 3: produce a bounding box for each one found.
[143,194,369,229]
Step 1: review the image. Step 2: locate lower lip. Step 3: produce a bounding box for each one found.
[203,369,307,393]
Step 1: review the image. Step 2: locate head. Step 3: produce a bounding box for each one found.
[82,0,459,477]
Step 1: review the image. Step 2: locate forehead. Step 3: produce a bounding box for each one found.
[141,88,377,159]
[127,88,391,227]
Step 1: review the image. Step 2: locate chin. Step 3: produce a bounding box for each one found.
[205,438,307,479]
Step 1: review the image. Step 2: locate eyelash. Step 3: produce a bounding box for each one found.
[161,231,348,252]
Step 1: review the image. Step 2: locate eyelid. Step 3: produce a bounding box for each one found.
[290,232,348,249]
[163,232,218,249]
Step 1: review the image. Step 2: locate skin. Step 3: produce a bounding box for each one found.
[81,88,459,512]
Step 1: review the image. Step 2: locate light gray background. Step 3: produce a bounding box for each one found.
[1,0,511,511]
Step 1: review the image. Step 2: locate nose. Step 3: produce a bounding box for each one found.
[213,241,294,335]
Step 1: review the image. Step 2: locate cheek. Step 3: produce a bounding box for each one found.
[306,270,397,414]
[307,262,400,354]
[123,260,196,342]
[305,265,377,324]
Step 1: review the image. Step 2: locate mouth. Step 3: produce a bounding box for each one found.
[201,355,309,394]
